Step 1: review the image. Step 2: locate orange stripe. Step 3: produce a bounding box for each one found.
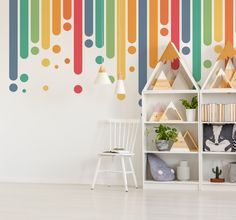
[160,0,168,25]
[128,0,136,43]
[225,0,233,45]
[149,0,158,68]
[53,0,61,35]
[63,0,72,20]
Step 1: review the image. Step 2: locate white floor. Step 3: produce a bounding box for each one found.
[0,184,236,220]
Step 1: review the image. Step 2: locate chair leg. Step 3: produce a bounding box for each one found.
[121,157,128,192]
[91,157,102,190]
[108,156,115,187]
[128,157,138,189]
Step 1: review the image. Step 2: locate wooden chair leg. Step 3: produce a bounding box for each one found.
[121,157,128,192]
[91,157,102,190]
[128,157,138,189]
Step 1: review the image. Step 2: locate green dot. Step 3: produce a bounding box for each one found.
[22,89,26,93]
[20,74,29,83]
[95,56,104,64]
[109,75,115,83]
[31,47,39,55]
[203,60,212,68]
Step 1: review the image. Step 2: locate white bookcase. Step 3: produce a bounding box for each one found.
[142,42,236,191]
[142,43,200,190]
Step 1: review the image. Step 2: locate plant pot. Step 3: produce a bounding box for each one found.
[155,140,173,151]
[186,109,196,122]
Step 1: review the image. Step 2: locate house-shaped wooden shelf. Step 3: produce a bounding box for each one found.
[144,42,199,91]
[202,42,236,91]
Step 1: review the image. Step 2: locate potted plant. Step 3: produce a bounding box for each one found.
[180,96,198,122]
[154,124,178,151]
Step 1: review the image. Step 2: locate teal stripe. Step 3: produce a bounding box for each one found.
[203,0,212,45]
[95,0,104,48]
[193,0,201,81]
[106,0,115,58]
[20,0,29,59]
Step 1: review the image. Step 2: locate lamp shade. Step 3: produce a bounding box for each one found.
[115,79,126,94]
[94,65,112,85]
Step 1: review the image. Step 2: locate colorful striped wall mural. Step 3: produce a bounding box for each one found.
[8,0,235,104]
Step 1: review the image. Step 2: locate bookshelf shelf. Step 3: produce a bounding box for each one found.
[144,150,198,154]
[144,121,198,125]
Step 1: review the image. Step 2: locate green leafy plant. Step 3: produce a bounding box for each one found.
[154,124,178,142]
[180,96,198,109]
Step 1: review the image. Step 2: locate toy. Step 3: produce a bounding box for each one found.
[147,154,175,181]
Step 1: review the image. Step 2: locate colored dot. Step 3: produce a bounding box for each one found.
[95,56,104,64]
[9,83,18,92]
[52,45,61,53]
[138,99,142,107]
[85,39,93,48]
[182,46,190,55]
[22,89,26,93]
[129,66,135,72]
[203,60,212,68]
[117,94,126,100]
[20,73,29,83]
[128,46,136,54]
[109,75,115,83]
[31,47,39,55]
[214,45,223,53]
[54,65,59,69]
[160,28,169,36]
[65,58,70,64]
[42,85,49,91]
[63,22,72,31]
[74,85,83,94]
[41,58,50,67]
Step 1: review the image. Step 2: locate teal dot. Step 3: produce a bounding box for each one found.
[109,75,115,83]
[31,47,39,55]
[203,60,212,68]
[95,56,104,64]
[20,74,29,83]
[22,89,26,93]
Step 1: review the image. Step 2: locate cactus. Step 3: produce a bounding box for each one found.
[212,166,222,179]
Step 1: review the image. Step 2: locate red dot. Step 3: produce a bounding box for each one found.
[74,85,83,94]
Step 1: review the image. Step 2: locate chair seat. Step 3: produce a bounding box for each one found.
[99,152,134,157]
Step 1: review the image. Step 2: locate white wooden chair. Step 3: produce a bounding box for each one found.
[91,119,139,192]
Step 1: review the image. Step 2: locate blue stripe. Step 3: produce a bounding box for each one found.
[85,0,93,36]
[182,0,190,43]
[138,0,147,94]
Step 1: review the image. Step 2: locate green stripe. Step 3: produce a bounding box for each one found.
[95,0,104,48]
[106,0,115,58]
[31,0,39,43]
[20,0,28,59]
[203,0,212,45]
[193,0,201,81]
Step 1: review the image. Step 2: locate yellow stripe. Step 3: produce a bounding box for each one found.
[214,0,222,42]
[117,0,126,80]
[42,0,50,49]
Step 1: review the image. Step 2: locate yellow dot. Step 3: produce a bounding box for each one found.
[41,58,50,67]
[52,45,61,53]
[128,46,136,54]
[54,65,59,69]
[42,85,49,91]
[214,45,223,53]
[129,66,135,72]
[117,94,126,100]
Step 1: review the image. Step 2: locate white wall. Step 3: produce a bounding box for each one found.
[0,1,143,185]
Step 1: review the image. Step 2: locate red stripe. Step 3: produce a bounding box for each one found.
[171,0,179,69]
[74,0,83,74]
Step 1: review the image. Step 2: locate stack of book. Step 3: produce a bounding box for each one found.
[201,103,236,122]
